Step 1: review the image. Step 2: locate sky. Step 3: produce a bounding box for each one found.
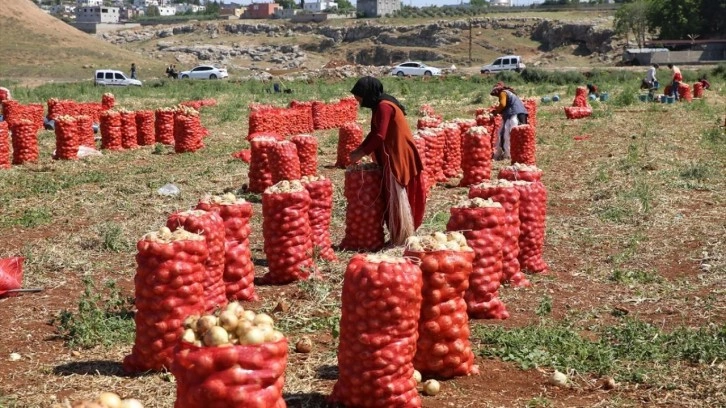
[215,0,545,9]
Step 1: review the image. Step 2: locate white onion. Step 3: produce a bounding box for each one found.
[203,326,229,346]
[423,379,441,396]
[119,399,144,408]
[181,328,197,344]
[241,328,266,345]
[218,311,239,332]
[253,313,274,326]
[97,392,122,408]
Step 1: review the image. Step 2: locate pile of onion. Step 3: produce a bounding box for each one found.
[181,302,284,347]
[63,392,144,408]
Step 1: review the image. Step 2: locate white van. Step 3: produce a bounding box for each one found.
[480,55,526,74]
[94,69,142,87]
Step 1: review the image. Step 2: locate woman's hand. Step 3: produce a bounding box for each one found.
[349,149,365,164]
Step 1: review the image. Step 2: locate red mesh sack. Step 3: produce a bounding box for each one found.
[232,149,251,163]
[179,98,217,110]
[75,115,96,147]
[0,122,11,169]
[469,180,530,287]
[311,97,358,130]
[10,119,39,164]
[100,111,123,151]
[102,93,115,110]
[572,86,588,107]
[510,124,536,166]
[167,210,227,312]
[48,98,78,120]
[78,102,103,124]
[459,126,492,187]
[454,118,477,134]
[330,254,423,408]
[271,140,301,183]
[172,339,288,408]
[290,134,318,177]
[404,233,477,378]
[511,181,548,274]
[27,103,44,132]
[338,163,385,252]
[412,134,432,193]
[497,163,543,183]
[123,228,207,373]
[260,181,316,284]
[174,108,205,153]
[0,88,10,104]
[0,257,24,296]
[1,101,22,127]
[564,106,592,120]
[248,136,277,194]
[53,115,79,160]
[523,98,537,130]
[678,83,692,102]
[302,176,336,261]
[446,199,509,319]
[335,122,363,169]
[417,115,442,129]
[155,108,176,145]
[421,127,446,184]
[442,122,462,178]
[135,110,156,146]
[418,104,436,117]
[693,82,704,98]
[196,194,256,302]
[248,104,313,137]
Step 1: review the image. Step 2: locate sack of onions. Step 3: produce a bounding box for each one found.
[421,127,446,183]
[167,210,227,312]
[154,108,176,145]
[404,232,478,378]
[75,115,96,148]
[100,111,123,151]
[10,119,40,164]
[271,140,302,183]
[417,115,442,129]
[0,122,10,169]
[53,115,80,160]
[290,134,318,177]
[446,198,509,320]
[260,180,316,284]
[564,106,592,120]
[693,82,703,98]
[172,304,287,408]
[338,162,386,252]
[248,136,278,194]
[135,110,156,146]
[101,93,115,110]
[174,108,205,153]
[510,180,548,274]
[458,126,492,187]
[509,124,536,166]
[196,194,256,302]
[301,175,336,261]
[119,110,139,149]
[523,98,537,130]
[469,180,530,288]
[330,254,423,408]
[442,122,463,178]
[497,163,543,182]
[335,122,363,169]
[123,227,208,373]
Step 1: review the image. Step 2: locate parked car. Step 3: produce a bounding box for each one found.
[480,55,526,74]
[390,62,442,77]
[94,69,142,87]
[179,65,229,80]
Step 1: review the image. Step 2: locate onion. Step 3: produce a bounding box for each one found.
[422,379,441,396]
[97,392,122,408]
[241,327,266,345]
[119,399,144,408]
[253,313,274,326]
[225,301,243,315]
[218,311,239,332]
[267,330,284,343]
[235,320,254,337]
[203,326,229,346]
[181,328,197,344]
[183,315,199,330]
[295,337,313,353]
[242,310,256,322]
[413,370,422,383]
[551,370,568,387]
[196,315,218,335]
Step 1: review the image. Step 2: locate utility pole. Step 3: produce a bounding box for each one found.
[468,18,472,66]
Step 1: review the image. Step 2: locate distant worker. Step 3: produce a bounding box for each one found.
[586,83,599,97]
[130,63,137,79]
[490,81,528,161]
[697,75,711,90]
[667,63,682,101]
[641,63,659,90]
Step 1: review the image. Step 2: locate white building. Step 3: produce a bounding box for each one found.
[51,4,76,14]
[158,6,176,16]
[303,0,338,12]
[76,0,103,6]
[175,4,205,13]
[490,0,512,6]
[76,6,120,23]
[134,0,159,7]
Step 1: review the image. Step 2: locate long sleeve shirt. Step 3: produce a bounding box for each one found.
[494,92,508,114]
[645,67,657,83]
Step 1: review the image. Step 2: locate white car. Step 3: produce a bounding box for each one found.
[480,55,526,74]
[94,69,142,87]
[390,62,442,77]
[179,65,229,80]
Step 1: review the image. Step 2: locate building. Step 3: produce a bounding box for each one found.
[76,0,103,6]
[490,0,511,6]
[51,4,76,15]
[158,6,176,16]
[220,5,245,18]
[134,0,158,7]
[175,4,205,13]
[244,2,281,19]
[76,6,120,23]
[303,0,338,12]
[356,0,400,17]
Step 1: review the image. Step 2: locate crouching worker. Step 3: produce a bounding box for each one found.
[348,76,427,246]
[490,81,528,161]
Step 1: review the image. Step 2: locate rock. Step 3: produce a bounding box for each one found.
[9,353,21,362]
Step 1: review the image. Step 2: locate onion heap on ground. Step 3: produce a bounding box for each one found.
[510,124,536,166]
[248,136,278,194]
[404,232,478,379]
[123,227,207,373]
[53,115,80,160]
[172,304,287,408]
[100,111,123,151]
[331,254,423,408]
[260,180,316,284]
[469,180,530,287]
[446,198,509,320]
[335,122,363,169]
[459,126,492,187]
[338,162,386,252]
[196,193,256,302]
[301,175,336,261]
[290,134,318,177]
[271,140,302,184]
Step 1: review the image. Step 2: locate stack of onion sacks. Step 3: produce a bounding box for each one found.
[459,126,492,187]
[335,122,363,169]
[172,303,287,408]
[404,232,478,379]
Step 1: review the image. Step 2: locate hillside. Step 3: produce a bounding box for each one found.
[0,0,164,84]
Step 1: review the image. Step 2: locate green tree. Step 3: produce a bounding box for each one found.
[205,0,221,14]
[336,0,355,12]
[699,0,726,37]
[275,0,298,9]
[146,5,160,16]
[648,0,702,39]
[470,0,486,6]
[614,0,653,48]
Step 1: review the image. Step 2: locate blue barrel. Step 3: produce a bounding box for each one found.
[666,96,675,104]
[589,94,597,101]
[552,94,560,102]
[639,94,647,102]
[600,92,609,102]
[540,96,551,103]
[660,95,667,103]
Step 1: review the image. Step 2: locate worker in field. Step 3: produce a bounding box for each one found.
[641,63,659,90]
[490,81,528,161]
[697,75,711,90]
[348,76,426,246]
[587,83,600,97]
[668,64,682,101]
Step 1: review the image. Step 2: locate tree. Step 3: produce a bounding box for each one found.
[336,0,354,12]
[275,0,298,9]
[648,0,702,39]
[699,0,726,37]
[205,0,221,14]
[614,0,652,48]
[470,0,486,7]
[146,5,161,16]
